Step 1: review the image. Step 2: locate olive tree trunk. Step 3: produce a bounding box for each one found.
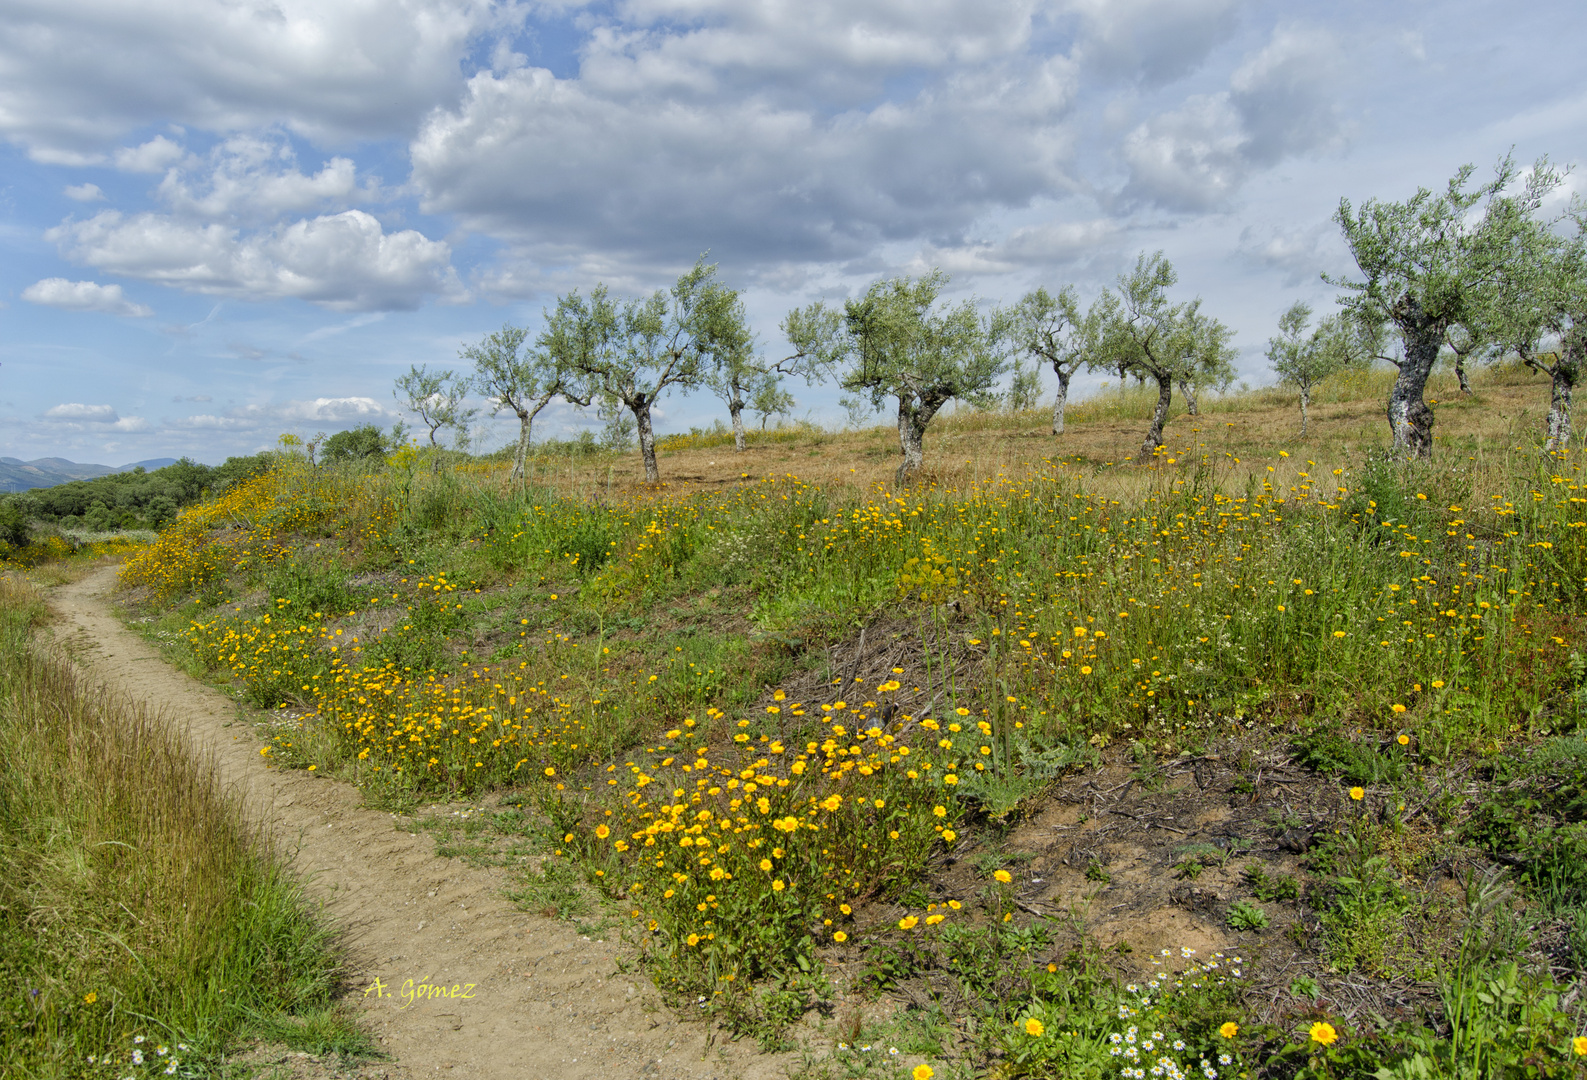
[635,401,659,483]
[1299,385,1311,437]
[1050,367,1072,435]
[1388,329,1441,459]
[1454,352,1473,395]
[729,398,746,452]
[1138,373,1173,460]
[896,395,946,487]
[1177,377,1200,416]
[1546,366,1574,451]
[509,395,556,481]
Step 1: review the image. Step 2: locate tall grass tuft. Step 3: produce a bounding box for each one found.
[0,576,362,1077]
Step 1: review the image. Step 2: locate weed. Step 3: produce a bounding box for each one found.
[1245,864,1300,902]
[1226,899,1270,930]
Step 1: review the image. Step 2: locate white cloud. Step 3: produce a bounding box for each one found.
[111,416,151,432]
[1237,220,1349,286]
[1068,0,1246,86]
[44,403,119,421]
[174,395,390,432]
[21,278,153,317]
[64,182,105,202]
[1228,26,1343,166]
[155,133,378,224]
[115,135,186,173]
[0,0,504,159]
[412,44,1079,274]
[904,218,1121,276]
[1121,93,1247,211]
[276,396,388,422]
[1121,24,1343,210]
[48,210,464,311]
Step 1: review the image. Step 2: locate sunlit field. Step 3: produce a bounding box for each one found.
[92,362,1587,1077]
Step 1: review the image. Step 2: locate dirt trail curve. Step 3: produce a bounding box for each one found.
[48,564,786,1080]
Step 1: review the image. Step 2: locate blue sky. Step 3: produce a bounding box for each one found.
[1,0,1582,464]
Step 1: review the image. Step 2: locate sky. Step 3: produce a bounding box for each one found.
[2,0,1583,465]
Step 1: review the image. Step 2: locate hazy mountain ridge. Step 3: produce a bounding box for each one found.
[0,457,180,493]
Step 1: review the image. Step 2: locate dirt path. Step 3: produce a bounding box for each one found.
[48,564,787,1080]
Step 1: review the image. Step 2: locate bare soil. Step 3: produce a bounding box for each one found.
[46,562,789,1080]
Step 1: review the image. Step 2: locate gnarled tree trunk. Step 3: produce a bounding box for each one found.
[1454,352,1473,395]
[1138,372,1173,460]
[1388,324,1441,459]
[1538,339,1580,452]
[1177,377,1200,416]
[1051,367,1072,435]
[896,394,946,487]
[1546,365,1574,450]
[510,393,559,482]
[634,400,659,483]
[1299,385,1311,437]
[729,398,746,452]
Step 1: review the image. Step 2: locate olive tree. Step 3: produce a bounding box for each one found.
[1008,284,1109,435]
[749,378,795,430]
[544,258,747,483]
[784,270,1007,485]
[1266,302,1383,436]
[1329,155,1560,458]
[1098,252,1235,459]
[700,303,783,452]
[393,365,476,449]
[1485,206,1585,451]
[461,324,590,482]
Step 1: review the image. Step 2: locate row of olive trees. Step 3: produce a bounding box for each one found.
[782,254,1239,481]
[403,155,1583,486]
[400,252,1240,487]
[394,258,789,485]
[1268,155,1581,455]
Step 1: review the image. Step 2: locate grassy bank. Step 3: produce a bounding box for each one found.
[101,364,1587,1077]
[0,575,366,1078]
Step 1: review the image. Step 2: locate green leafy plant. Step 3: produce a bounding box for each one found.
[1227,900,1269,931]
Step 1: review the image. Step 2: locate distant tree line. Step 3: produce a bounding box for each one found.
[0,454,272,540]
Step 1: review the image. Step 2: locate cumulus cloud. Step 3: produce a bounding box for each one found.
[0,0,503,159]
[64,182,105,201]
[115,135,185,173]
[21,278,153,317]
[412,40,1079,274]
[1121,24,1343,210]
[1237,219,1351,286]
[154,133,379,225]
[904,218,1121,276]
[48,210,464,311]
[1067,0,1246,86]
[40,403,148,431]
[173,395,390,432]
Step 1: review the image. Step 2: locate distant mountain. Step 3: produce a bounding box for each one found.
[0,456,182,493]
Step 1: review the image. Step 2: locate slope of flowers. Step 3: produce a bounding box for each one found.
[579,681,964,984]
[121,440,1584,998]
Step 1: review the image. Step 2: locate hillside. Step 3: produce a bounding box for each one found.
[0,456,179,493]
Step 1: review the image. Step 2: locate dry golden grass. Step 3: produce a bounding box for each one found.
[494,362,1561,505]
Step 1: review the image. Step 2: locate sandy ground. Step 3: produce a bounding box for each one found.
[47,563,788,1080]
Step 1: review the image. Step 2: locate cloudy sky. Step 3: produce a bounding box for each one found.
[2,0,1582,464]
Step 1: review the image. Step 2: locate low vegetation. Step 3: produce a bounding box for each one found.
[34,356,1573,1078]
[0,574,364,1078]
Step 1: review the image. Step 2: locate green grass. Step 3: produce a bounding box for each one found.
[0,576,369,1077]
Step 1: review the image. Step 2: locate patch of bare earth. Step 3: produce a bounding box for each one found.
[46,562,789,1080]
